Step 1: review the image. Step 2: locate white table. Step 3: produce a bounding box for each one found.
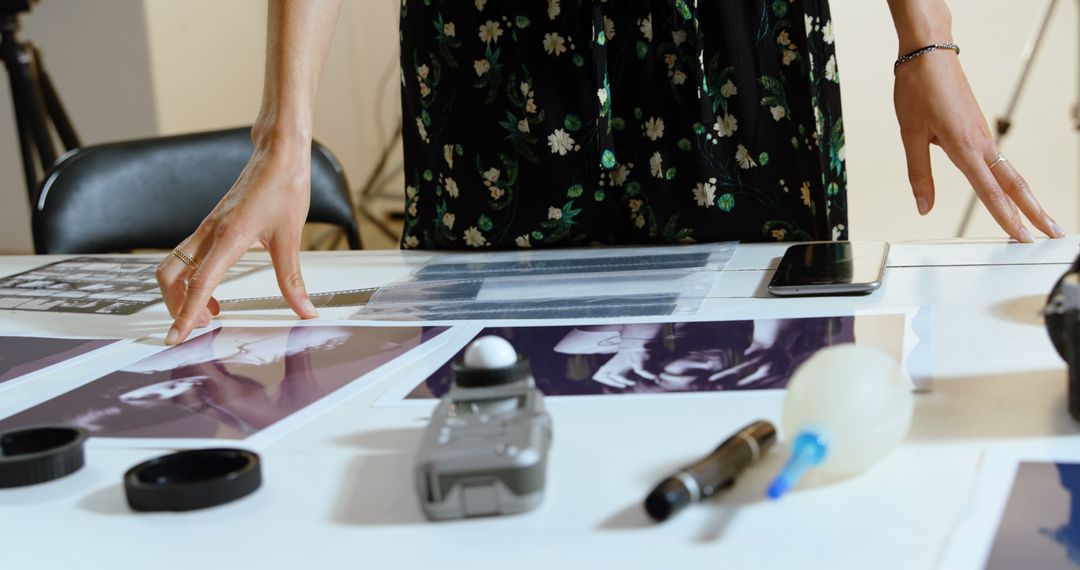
[1,238,1077,570]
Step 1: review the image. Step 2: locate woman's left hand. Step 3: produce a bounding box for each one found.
[893,49,1065,242]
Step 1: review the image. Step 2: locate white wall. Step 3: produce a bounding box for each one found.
[0,0,158,253]
[0,0,1076,251]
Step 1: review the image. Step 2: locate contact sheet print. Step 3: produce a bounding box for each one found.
[0,257,266,315]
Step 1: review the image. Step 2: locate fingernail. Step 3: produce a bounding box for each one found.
[165,326,180,345]
[302,299,318,318]
[1052,223,1068,238]
[1018,227,1035,243]
[916,198,929,216]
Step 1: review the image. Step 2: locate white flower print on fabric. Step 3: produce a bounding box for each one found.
[490,186,505,200]
[629,199,643,213]
[832,224,846,241]
[800,181,812,207]
[517,119,530,133]
[714,114,737,137]
[597,87,608,106]
[548,206,563,220]
[547,128,575,155]
[649,151,663,178]
[516,234,532,247]
[403,235,419,249]
[474,59,490,77]
[443,144,454,168]
[770,106,786,121]
[475,0,487,11]
[483,168,500,184]
[822,21,834,45]
[445,177,459,198]
[837,144,846,162]
[639,14,653,41]
[479,21,503,46]
[783,49,797,66]
[463,227,487,247]
[611,164,630,187]
[603,16,615,41]
[692,178,717,207]
[406,185,417,199]
[547,0,560,21]
[644,117,665,140]
[416,117,429,143]
[720,79,737,98]
[825,55,838,83]
[672,29,686,46]
[417,64,429,79]
[672,70,687,85]
[543,32,567,56]
[443,212,456,229]
[777,31,790,46]
[444,22,456,37]
[736,144,756,169]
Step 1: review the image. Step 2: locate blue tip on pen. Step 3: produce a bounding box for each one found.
[767,430,829,500]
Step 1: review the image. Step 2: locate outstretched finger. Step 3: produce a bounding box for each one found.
[901,133,935,215]
[156,236,213,323]
[165,232,249,345]
[268,233,318,319]
[948,146,1030,242]
[991,158,1065,238]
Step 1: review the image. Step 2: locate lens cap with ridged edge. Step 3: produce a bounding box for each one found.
[0,425,88,488]
[124,448,261,512]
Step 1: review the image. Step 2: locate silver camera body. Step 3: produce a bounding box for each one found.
[415,355,552,520]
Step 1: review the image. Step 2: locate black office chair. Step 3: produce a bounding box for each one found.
[31,127,362,254]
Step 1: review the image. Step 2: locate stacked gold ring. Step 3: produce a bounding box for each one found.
[171,247,199,270]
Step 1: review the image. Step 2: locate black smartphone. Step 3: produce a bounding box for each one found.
[767,241,889,296]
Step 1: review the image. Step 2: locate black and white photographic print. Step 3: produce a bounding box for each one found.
[0,324,446,444]
[390,312,916,402]
[0,257,266,315]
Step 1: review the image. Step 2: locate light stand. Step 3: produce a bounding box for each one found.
[955,0,1075,237]
[0,0,80,207]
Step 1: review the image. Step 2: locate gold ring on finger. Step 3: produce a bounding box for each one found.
[171,246,199,270]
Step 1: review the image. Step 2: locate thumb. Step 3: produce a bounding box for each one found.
[268,234,318,319]
[903,134,935,215]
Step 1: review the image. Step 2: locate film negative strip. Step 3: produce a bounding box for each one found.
[219,279,485,311]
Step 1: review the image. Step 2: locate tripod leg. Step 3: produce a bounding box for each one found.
[33,46,79,150]
[3,62,40,204]
[955,0,1060,238]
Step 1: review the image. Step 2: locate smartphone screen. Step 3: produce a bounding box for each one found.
[768,241,889,296]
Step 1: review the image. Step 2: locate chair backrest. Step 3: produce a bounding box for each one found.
[32,127,362,254]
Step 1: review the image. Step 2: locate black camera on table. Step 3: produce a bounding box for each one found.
[1045,257,1080,421]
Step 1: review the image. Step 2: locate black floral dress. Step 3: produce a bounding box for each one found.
[399,0,847,249]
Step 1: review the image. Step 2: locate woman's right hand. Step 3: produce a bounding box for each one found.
[156,134,318,346]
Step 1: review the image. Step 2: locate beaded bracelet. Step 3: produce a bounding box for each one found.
[893,42,960,73]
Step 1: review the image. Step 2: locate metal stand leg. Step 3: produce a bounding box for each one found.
[955,0,1061,238]
[0,12,80,207]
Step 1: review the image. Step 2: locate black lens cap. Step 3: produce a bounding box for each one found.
[124,448,261,512]
[0,425,88,488]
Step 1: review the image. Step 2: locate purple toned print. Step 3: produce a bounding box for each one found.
[986,462,1080,570]
[0,325,445,440]
[0,336,117,384]
[408,316,856,399]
